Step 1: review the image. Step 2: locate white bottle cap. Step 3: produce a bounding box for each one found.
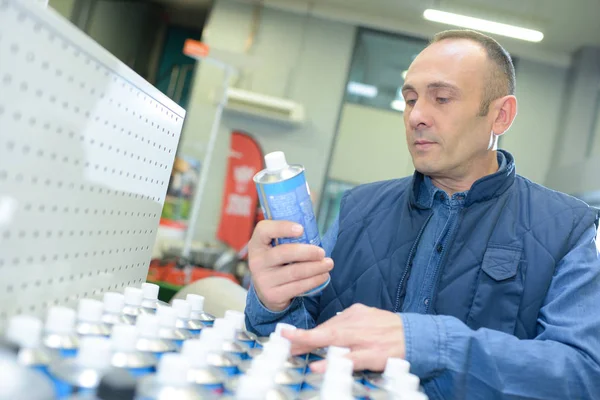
[6,315,43,348]
[263,336,291,357]
[77,298,104,323]
[181,339,210,368]
[199,328,223,348]
[77,336,112,369]
[124,287,143,306]
[325,355,353,377]
[320,374,353,399]
[45,306,76,335]
[141,283,159,300]
[386,373,421,393]
[157,353,190,386]
[224,310,245,331]
[274,323,296,336]
[248,356,281,379]
[235,375,272,399]
[186,294,204,312]
[157,306,178,328]
[384,357,411,379]
[103,292,125,314]
[327,345,350,359]
[265,151,288,172]
[110,324,138,352]
[135,314,160,339]
[171,299,192,319]
[213,318,237,342]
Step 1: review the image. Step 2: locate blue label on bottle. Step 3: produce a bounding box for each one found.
[58,348,77,359]
[257,171,320,247]
[128,366,155,377]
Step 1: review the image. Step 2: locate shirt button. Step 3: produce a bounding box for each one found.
[436,244,443,253]
[424,298,429,306]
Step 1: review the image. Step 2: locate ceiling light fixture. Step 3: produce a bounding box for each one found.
[423,9,544,43]
[347,82,378,98]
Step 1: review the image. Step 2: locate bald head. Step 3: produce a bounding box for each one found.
[430,30,515,116]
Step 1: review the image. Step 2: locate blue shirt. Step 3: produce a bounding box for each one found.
[245,153,600,399]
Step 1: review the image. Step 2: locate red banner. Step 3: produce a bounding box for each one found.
[216,131,263,252]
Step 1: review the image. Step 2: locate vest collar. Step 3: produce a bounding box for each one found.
[410,149,516,209]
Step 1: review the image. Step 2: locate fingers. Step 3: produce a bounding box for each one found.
[270,258,333,286]
[264,244,325,269]
[345,349,385,371]
[249,220,304,250]
[309,359,327,373]
[308,349,384,373]
[271,272,331,301]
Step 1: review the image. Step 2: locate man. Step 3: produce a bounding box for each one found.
[244,29,600,399]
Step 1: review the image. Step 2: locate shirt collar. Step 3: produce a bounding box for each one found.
[414,150,511,209]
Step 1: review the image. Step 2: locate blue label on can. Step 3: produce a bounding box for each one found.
[257,171,320,246]
[58,348,77,359]
[128,366,155,377]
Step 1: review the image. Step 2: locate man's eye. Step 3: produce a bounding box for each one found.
[436,97,450,104]
[406,99,416,106]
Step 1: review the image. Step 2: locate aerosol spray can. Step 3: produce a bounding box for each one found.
[253,151,329,296]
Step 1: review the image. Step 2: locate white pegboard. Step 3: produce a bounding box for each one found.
[0,0,185,325]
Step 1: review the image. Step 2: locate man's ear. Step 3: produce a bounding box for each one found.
[492,95,518,136]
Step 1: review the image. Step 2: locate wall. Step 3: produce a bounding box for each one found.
[179,0,355,241]
[501,59,568,185]
[48,0,76,20]
[328,104,412,184]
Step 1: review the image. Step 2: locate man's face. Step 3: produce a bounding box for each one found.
[402,39,496,178]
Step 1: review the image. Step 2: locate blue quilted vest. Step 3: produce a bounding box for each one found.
[317,150,598,338]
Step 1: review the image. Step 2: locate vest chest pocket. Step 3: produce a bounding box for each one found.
[466,245,525,335]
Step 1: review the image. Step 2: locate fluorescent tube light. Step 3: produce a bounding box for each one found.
[347,82,378,98]
[423,9,543,43]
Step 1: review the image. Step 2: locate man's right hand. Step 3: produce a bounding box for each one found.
[248,220,334,312]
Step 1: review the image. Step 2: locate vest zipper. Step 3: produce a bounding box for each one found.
[426,208,465,313]
[393,213,433,312]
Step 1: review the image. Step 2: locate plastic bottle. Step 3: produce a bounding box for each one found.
[156,306,192,348]
[49,336,113,398]
[102,292,135,326]
[186,294,215,327]
[253,151,328,296]
[110,324,156,377]
[181,339,226,393]
[5,314,53,373]
[68,370,137,400]
[122,287,146,319]
[141,283,169,312]
[0,339,55,400]
[42,306,79,358]
[172,299,204,336]
[213,318,249,360]
[224,310,257,347]
[198,328,240,376]
[135,314,177,358]
[76,299,111,337]
[365,357,412,390]
[135,353,210,400]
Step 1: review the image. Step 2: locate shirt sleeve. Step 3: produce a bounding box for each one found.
[245,215,340,336]
[401,224,600,399]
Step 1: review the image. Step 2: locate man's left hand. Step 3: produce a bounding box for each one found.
[281,304,406,373]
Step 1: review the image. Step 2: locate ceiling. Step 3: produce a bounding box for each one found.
[152,0,600,66]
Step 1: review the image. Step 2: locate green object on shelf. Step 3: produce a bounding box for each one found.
[148,280,182,303]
